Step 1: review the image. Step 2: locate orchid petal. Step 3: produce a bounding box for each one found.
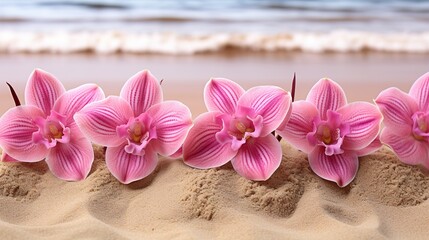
[1,152,19,162]
[338,102,382,151]
[375,87,418,135]
[169,147,183,159]
[309,147,358,187]
[145,101,192,156]
[409,72,429,112]
[231,134,282,181]
[356,137,382,157]
[106,143,158,184]
[0,106,48,162]
[237,86,291,136]
[120,70,163,116]
[45,125,93,181]
[74,96,133,147]
[183,112,237,169]
[204,78,245,114]
[277,101,319,153]
[380,128,428,167]
[306,78,347,120]
[53,84,105,125]
[25,69,66,115]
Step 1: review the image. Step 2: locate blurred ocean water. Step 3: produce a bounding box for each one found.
[1,0,429,54]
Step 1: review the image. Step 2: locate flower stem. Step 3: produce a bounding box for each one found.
[291,72,296,102]
[276,73,297,142]
[6,82,21,106]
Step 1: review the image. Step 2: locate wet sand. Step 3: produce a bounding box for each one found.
[0,52,427,115]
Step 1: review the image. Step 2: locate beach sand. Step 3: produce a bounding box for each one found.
[0,52,429,239]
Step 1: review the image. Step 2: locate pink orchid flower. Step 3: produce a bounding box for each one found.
[375,72,429,169]
[0,69,105,181]
[277,78,382,187]
[74,70,193,184]
[183,78,292,181]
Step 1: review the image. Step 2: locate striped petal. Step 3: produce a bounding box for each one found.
[277,100,319,153]
[306,78,347,120]
[0,106,48,162]
[237,86,292,136]
[1,152,19,162]
[169,147,183,159]
[145,101,192,156]
[409,72,429,112]
[53,84,105,125]
[380,128,429,168]
[183,112,237,169]
[106,143,158,184]
[338,102,382,151]
[204,78,245,114]
[309,147,358,187]
[120,70,163,116]
[375,87,418,135]
[356,136,382,157]
[25,69,65,115]
[45,125,94,181]
[74,96,133,147]
[231,134,282,181]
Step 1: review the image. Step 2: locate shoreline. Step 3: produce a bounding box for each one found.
[0,52,427,115]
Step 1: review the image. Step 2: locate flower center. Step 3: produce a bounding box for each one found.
[412,112,429,141]
[230,120,255,141]
[130,122,146,143]
[48,122,64,139]
[307,111,350,156]
[117,115,157,156]
[32,111,70,149]
[317,124,339,145]
[215,113,263,152]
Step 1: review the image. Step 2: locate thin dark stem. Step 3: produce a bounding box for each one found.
[291,72,296,102]
[275,72,296,142]
[6,82,21,106]
[160,79,164,85]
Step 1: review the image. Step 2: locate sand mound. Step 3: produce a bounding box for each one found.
[239,144,312,217]
[181,165,236,220]
[83,145,122,194]
[354,147,429,206]
[182,144,316,219]
[0,159,47,202]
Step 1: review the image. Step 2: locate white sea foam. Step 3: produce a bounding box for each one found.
[1,31,429,54]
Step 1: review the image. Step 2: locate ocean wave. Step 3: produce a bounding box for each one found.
[37,1,129,10]
[1,31,429,54]
[0,16,199,23]
[0,15,381,23]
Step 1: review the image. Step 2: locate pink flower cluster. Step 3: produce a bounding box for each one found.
[0,69,428,187]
